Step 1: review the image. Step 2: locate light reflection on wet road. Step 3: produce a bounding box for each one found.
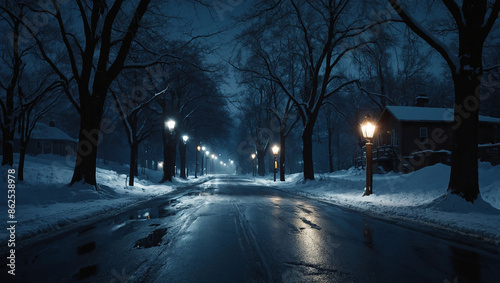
[3,176,500,282]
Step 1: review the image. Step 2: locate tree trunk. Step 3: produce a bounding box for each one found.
[134,145,139,177]
[328,127,334,173]
[172,139,178,177]
[280,131,285,181]
[180,142,187,179]
[337,128,340,171]
[160,132,175,183]
[302,124,314,180]
[257,149,266,176]
[70,107,103,187]
[18,142,27,181]
[129,142,138,186]
[447,53,482,202]
[2,127,14,166]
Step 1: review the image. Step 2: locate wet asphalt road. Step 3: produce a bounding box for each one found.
[3,176,500,282]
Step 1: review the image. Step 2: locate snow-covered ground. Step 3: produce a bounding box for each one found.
[254,162,500,244]
[2,154,499,247]
[0,154,212,244]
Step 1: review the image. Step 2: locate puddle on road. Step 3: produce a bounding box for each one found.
[134,228,168,249]
[184,189,216,197]
[77,242,96,255]
[73,264,97,280]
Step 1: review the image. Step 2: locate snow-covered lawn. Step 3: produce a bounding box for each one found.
[0,154,212,244]
[254,162,500,244]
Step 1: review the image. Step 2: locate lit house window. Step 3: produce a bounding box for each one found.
[419,127,428,143]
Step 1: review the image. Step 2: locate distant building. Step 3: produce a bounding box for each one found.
[14,122,77,156]
[370,103,500,173]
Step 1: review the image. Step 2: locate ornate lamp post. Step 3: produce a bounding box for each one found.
[181,135,188,178]
[251,153,256,176]
[163,119,176,182]
[361,115,376,196]
[272,145,280,182]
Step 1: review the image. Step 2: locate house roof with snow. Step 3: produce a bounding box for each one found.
[15,123,76,142]
[380,106,500,124]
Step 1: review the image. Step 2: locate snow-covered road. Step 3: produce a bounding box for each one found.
[3,176,500,282]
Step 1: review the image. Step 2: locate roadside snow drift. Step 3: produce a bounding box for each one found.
[0,154,211,244]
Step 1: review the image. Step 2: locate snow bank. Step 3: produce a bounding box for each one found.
[257,162,500,243]
[0,154,211,245]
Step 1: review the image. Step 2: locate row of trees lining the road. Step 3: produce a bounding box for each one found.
[0,1,232,187]
[234,0,500,203]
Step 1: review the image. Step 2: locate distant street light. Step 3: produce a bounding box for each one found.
[205,150,209,175]
[361,114,376,196]
[163,119,176,182]
[196,145,201,178]
[272,145,280,182]
[166,120,176,133]
[201,146,206,176]
[182,135,188,144]
[251,153,256,176]
[211,154,215,174]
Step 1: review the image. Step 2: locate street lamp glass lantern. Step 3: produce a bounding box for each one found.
[206,151,210,156]
[251,153,256,160]
[182,135,188,143]
[202,146,206,151]
[197,145,201,151]
[166,120,176,132]
[211,154,215,159]
[361,115,376,140]
[272,145,279,155]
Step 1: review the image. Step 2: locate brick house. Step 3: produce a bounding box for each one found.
[372,105,500,173]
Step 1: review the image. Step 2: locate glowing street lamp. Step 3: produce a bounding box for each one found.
[251,153,256,176]
[182,135,188,144]
[211,154,215,174]
[272,145,280,182]
[361,114,376,196]
[163,119,176,182]
[166,120,176,133]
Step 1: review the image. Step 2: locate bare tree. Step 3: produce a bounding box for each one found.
[388,0,500,202]
[237,0,383,180]
[110,74,165,186]
[0,2,25,166]
[1,0,154,188]
[17,78,61,181]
